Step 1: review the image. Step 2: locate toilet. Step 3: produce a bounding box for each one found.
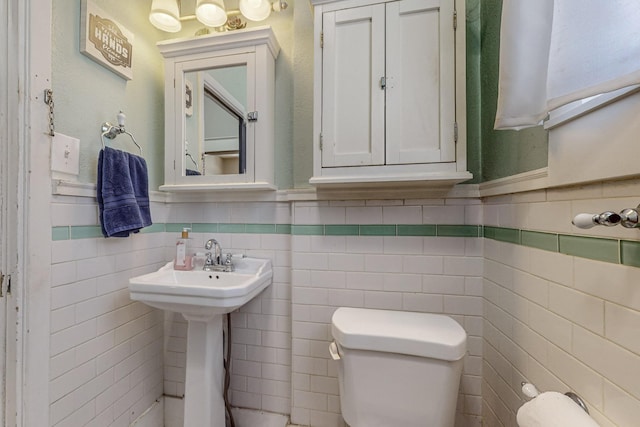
[329,308,467,427]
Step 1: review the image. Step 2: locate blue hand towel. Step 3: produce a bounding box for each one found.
[97,147,152,237]
[127,153,152,229]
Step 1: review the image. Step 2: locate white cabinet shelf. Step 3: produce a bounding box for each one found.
[309,171,472,188]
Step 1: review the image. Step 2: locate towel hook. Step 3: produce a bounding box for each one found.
[101,111,142,155]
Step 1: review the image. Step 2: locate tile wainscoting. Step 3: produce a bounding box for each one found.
[50,191,640,427]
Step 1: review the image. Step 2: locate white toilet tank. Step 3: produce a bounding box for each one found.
[330,308,467,427]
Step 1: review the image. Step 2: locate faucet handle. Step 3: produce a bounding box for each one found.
[620,208,640,228]
[223,253,235,272]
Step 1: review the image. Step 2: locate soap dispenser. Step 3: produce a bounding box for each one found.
[174,228,194,270]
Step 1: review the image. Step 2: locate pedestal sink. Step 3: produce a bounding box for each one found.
[129,257,273,427]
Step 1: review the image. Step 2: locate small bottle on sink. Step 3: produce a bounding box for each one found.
[174,228,194,270]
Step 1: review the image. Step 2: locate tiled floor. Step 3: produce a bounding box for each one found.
[164,397,293,427]
[230,407,290,427]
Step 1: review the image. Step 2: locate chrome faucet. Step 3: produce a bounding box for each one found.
[205,238,222,264]
[203,239,234,272]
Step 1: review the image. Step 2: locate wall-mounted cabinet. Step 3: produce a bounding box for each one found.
[158,27,280,192]
[310,0,471,190]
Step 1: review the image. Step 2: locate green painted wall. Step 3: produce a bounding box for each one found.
[292,1,315,188]
[478,0,548,182]
[52,0,165,189]
[53,0,545,191]
[52,0,295,190]
[465,0,482,184]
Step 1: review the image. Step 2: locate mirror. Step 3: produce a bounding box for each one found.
[159,27,280,191]
[184,65,248,176]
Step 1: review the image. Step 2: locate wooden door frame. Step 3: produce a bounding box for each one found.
[1,0,9,423]
[5,0,53,425]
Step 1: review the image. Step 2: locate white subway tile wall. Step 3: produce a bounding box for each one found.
[290,199,484,427]
[50,197,167,427]
[482,180,640,427]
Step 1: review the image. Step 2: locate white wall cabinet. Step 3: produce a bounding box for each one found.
[310,0,471,190]
[158,27,280,192]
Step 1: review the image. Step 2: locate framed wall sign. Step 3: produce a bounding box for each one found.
[80,0,134,80]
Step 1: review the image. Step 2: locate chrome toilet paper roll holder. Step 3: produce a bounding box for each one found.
[521,382,589,414]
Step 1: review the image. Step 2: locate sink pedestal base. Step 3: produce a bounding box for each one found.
[183,313,225,427]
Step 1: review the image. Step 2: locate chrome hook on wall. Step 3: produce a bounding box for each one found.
[572,205,640,229]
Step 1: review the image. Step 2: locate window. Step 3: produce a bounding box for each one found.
[494,0,640,130]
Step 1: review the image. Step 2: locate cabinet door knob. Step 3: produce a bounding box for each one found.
[379,76,386,90]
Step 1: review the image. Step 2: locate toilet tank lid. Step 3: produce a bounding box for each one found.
[331,308,467,361]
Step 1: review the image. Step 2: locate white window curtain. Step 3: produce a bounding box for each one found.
[494,0,640,130]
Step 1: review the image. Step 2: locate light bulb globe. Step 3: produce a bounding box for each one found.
[196,0,228,27]
[239,0,272,21]
[149,0,182,32]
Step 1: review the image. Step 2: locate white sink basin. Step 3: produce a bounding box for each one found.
[129,257,273,317]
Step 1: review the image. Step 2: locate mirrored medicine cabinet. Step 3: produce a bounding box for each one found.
[158,26,280,191]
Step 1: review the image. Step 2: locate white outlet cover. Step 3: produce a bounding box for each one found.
[51,133,80,176]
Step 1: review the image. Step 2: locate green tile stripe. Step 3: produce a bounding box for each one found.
[559,235,619,264]
[192,223,217,233]
[218,223,246,233]
[437,225,481,237]
[275,224,292,234]
[49,223,640,269]
[484,226,520,244]
[70,225,103,239]
[290,224,480,237]
[325,225,359,236]
[166,223,192,232]
[52,226,70,241]
[359,225,396,236]
[57,223,485,238]
[397,224,436,236]
[621,240,640,268]
[246,224,276,234]
[521,230,558,252]
[484,226,640,267]
[291,225,324,235]
[140,223,166,234]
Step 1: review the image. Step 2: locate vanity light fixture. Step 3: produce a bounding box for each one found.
[149,0,288,33]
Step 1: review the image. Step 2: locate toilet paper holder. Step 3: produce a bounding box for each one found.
[521,382,589,414]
